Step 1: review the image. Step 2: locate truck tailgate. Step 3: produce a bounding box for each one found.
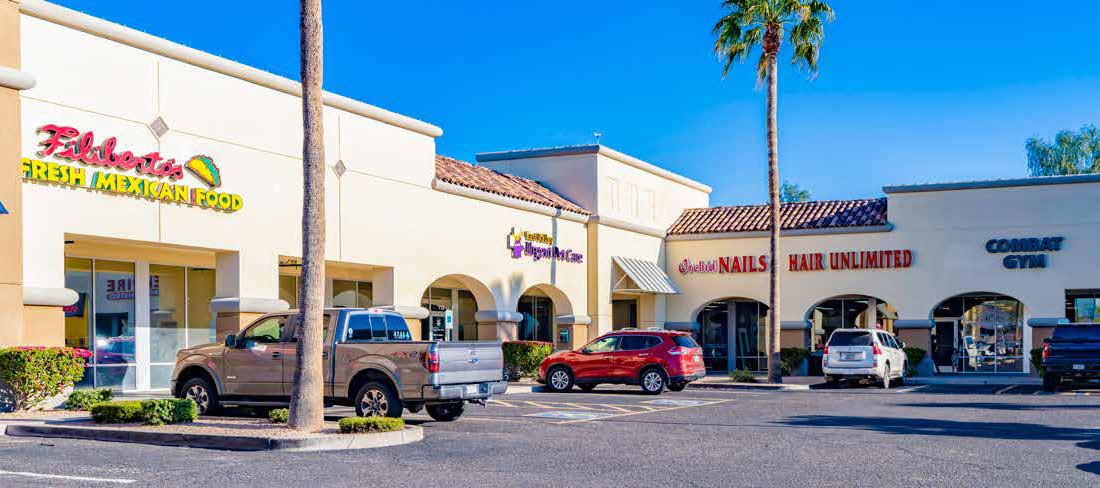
[433,341,504,385]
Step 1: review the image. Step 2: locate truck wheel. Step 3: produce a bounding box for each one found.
[640,367,667,395]
[355,381,403,418]
[180,377,220,416]
[546,366,574,392]
[1043,374,1061,393]
[426,402,465,422]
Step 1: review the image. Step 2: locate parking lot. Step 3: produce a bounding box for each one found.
[2,384,1099,487]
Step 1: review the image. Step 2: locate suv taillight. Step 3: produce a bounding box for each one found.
[424,345,440,373]
[668,346,684,355]
[822,345,829,355]
[1042,342,1050,360]
[872,344,883,356]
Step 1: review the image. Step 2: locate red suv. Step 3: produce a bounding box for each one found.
[538,330,705,394]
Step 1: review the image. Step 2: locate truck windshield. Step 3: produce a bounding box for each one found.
[1052,325,1100,342]
[828,331,872,346]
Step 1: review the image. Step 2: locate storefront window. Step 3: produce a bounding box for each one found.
[810,297,896,350]
[456,290,477,341]
[279,275,298,308]
[150,265,185,365]
[333,280,373,308]
[1066,290,1100,323]
[612,299,638,330]
[422,287,454,341]
[932,293,1024,373]
[518,295,553,343]
[693,299,768,372]
[92,260,137,390]
[187,268,216,346]
[64,257,94,388]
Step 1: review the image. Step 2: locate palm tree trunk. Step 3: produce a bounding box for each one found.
[765,53,782,384]
[288,0,326,432]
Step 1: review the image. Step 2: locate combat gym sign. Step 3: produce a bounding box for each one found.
[21,123,243,212]
[985,236,1064,269]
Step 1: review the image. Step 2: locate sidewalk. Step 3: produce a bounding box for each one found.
[688,373,1041,391]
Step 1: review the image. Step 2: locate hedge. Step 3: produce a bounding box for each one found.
[779,348,809,376]
[65,388,113,411]
[903,347,927,376]
[268,408,289,424]
[1030,347,1045,377]
[0,347,90,411]
[338,416,405,434]
[502,341,554,380]
[727,368,757,383]
[91,399,197,425]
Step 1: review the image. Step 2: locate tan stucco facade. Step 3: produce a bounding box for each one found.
[0,0,25,345]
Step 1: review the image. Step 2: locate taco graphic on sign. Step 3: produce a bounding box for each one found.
[185,155,221,188]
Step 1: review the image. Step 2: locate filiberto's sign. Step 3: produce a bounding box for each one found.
[21,123,243,212]
[985,236,1064,269]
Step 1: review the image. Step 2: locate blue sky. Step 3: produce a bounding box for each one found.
[52,1,1100,206]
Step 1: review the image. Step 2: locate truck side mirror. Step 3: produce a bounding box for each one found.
[225,334,237,348]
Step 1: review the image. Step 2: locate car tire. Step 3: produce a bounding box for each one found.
[579,384,597,392]
[426,402,464,422]
[354,380,403,418]
[1043,374,1061,393]
[546,366,574,392]
[180,377,220,416]
[881,364,892,389]
[668,383,687,392]
[640,367,668,395]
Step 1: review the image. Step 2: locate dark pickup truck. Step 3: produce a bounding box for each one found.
[1041,323,1100,392]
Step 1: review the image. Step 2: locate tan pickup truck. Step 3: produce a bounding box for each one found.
[171,308,507,421]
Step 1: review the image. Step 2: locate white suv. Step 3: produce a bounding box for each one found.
[822,329,908,388]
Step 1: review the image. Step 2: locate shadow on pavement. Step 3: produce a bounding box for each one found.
[897,402,1100,411]
[777,415,1100,476]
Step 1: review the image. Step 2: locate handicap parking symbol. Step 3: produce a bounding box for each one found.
[525,411,614,421]
[0,199,8,215]
[642,399,709,407]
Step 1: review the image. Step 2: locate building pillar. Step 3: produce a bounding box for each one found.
[895,319,934,376]
[211,251,286,340]
[475,310,523,342]
[0,0,29,346]
[554,315,592,350]
[779,320,810,349]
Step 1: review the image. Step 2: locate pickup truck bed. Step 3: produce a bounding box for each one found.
[1042,323,1100,391]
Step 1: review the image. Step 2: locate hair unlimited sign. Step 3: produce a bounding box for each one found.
[678,249,914,275]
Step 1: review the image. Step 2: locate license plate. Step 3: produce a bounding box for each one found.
[1074,364,1085,371]
[840,352,860,360]
[465,384,478,395]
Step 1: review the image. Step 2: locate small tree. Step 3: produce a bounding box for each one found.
[1026,125,1100,176]
[780,181,811,202]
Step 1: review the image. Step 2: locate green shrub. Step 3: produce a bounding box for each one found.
[728,368,757,383]
[338,416,405,434]
[1031,347,1045,378]
[268,408,289,424]
[91,399,196,425]
[779,348,809,376]
[65,389,113,411]
[502,341,554,380]
[0,347,90,411]
[91,400,145,423]
[903,347,927,376]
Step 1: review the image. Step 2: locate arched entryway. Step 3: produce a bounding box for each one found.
[808,295,898,351]
[516,284,572,343]
[693,298,769,372]
[930,292,1025,373]
[419,274,495,341]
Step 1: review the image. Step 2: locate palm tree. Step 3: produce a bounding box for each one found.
[288,0,326,432]
[713,0,833,383]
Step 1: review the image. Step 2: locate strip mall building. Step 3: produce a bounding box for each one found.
[2,1,1098,391]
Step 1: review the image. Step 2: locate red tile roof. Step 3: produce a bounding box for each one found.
[434,155,591,215]
[667,198,888,235]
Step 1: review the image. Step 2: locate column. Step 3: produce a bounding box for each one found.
[894,319,933,376]
[476,310,523,342]
[210,250,287,340]
[0,0,26,345]
[134,262,151,391]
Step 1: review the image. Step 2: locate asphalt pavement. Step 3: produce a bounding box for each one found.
[1,383,1098,487]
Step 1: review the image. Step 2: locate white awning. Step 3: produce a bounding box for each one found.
[612,256,680,295]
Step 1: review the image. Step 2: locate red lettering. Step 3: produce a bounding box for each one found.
[758,255,767,271]
[36,124,79,157]
[893,250,902,267]
[788,255,799,271]
[35,124,186,180]
[902,250,913,267]
[814,253,823,270]
[720,256,732,273]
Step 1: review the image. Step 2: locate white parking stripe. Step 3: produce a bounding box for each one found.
[893,385,926,394]
[994,385,1018,395]
[0,470,136,484]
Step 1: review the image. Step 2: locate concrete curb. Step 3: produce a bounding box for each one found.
[2,423,423,452]
[503,384,537,395]
[689,382,810,392]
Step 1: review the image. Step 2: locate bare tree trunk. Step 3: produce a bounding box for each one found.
[289,0,326,432]
[765,53,782,384]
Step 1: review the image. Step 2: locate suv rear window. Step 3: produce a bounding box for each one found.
[828,331,872,346]
[1052,325,1100,342]
[672,335,699,348]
